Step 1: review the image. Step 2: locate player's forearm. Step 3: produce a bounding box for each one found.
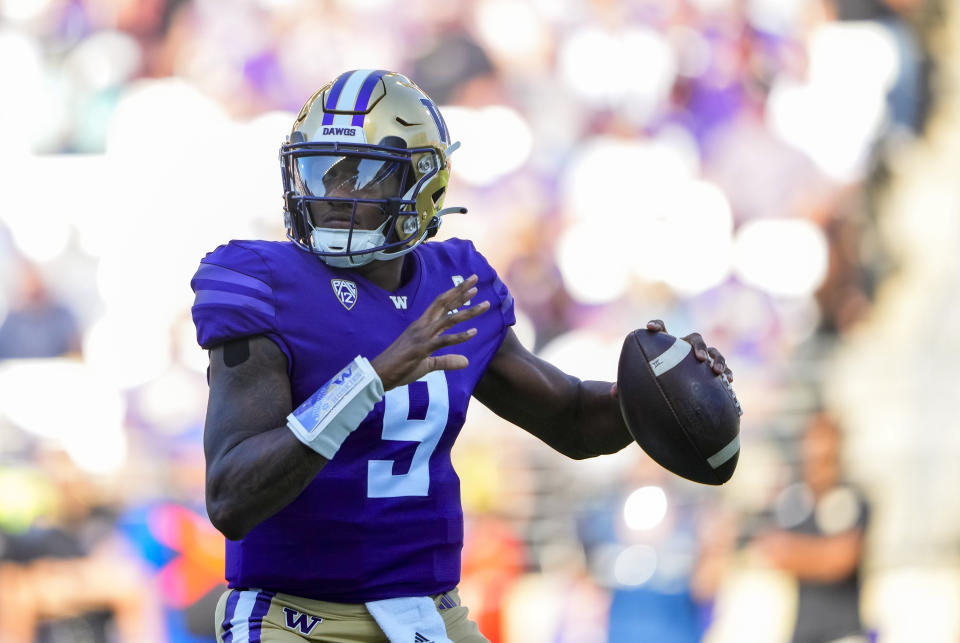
[501,378,631,460]
[573,380,634,456]
[475,336,633,459]
[206,426,328,540]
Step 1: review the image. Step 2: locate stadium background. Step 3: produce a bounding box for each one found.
[0,0,958,640]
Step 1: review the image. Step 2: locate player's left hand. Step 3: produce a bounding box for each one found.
[371,274,491,390]
[646,319,733,382]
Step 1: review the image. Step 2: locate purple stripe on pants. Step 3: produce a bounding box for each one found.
[351,70,388,126]
[221,590,242,643]
[248,591,276,643]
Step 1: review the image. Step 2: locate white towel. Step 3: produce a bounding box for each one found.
[365,596,453,643]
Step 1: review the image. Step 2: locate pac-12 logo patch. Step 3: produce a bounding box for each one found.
[331,279,358,310]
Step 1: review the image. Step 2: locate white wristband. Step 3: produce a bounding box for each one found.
[286,355,385,459]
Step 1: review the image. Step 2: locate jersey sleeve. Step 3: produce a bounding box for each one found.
[190,242,291,359]
[491,268,516,327]
[465,240,515,328]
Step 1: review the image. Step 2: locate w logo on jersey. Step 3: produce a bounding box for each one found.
[331,279,358,310]
[447,275,470,315]
[282,607,322,634]
[389,295,408,310]
[451,276,470,305]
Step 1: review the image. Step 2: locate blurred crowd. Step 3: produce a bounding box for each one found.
[0,0,950,641]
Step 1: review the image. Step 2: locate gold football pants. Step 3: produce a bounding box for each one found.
[214,586,489,643]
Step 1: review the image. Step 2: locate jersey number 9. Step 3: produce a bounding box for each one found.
[367,371,448,498]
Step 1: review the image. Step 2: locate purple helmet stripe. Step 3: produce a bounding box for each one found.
[248,591,276,642]
[323,71,354,125]
[221,590,241,643]
[351,69,389,126]
[194,289,276,317]
[420,98,449,143]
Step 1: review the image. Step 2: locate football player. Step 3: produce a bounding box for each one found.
[191,69,732,643]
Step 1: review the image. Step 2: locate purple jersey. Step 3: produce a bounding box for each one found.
[191,238,515,602]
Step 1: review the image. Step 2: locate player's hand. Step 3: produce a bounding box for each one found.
[646,319,733,382]
[371,274,491,390]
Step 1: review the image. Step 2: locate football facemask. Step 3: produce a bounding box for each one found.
[281,70,466,267]
[289,148,418,268]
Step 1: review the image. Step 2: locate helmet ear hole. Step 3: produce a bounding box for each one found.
[432,187,445,205]
[378,135,407,149]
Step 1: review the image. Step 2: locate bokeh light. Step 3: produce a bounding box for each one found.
[0,360,126,474]
[623,486,668,531]
[613,544,658,586]
[556,221,632,305]
[767,22,899,181]
[442,106,534,186]
[537,329,620,382]
[0,29,47,155]
[83,313,172,389]
[474,0,548,60]
[559,26,676,123]
[734,218,828,297]
[0,0,56,22]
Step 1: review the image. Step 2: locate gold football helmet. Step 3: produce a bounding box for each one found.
[280,70,464,267]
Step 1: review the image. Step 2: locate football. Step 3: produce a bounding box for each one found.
[617,329,742,485]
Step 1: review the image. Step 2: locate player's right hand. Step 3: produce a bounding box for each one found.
[371,274,490,390]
